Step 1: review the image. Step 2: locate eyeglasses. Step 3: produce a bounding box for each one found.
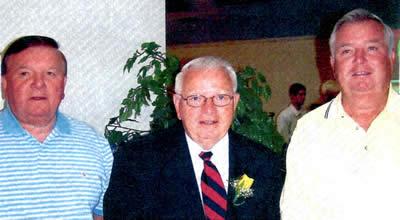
[177,94,234,107]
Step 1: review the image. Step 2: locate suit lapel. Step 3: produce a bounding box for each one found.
[157,128,257,218]
[158,129,204,218]
[227,132,256,218]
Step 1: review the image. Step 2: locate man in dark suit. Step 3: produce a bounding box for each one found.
[104,56,284,219]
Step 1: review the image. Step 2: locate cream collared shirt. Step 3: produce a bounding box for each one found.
[277,104,306,143]
[280,89,400,220]
[186,133,230,199]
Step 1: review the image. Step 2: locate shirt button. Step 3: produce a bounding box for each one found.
[355,127,359,130]
[364,145,368,150]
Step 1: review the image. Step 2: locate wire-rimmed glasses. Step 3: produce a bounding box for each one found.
[176,94,234,107]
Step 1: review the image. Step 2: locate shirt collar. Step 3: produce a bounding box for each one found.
[0,103,71,135]
[53,110,72,135]
[186,132,229,156]
[382,86,400,114]
[185,132,230,191]
[330,86,399,119]
[1,104,23,134]
[289,104,304,116]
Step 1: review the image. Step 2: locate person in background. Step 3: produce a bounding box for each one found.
[280,8,400,220]
[104,56,284,219]
[0,35,113,219]
[276,83,306,143]
[308,79,341,111]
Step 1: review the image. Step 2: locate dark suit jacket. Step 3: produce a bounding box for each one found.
[104,124,284,219]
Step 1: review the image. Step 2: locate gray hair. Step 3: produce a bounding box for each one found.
[174,56,237,94]
[329,8,394,56]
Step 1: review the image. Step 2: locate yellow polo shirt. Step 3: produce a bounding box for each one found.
[280,88,400,220]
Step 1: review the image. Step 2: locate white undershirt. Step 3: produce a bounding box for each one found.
[186,133,230,198]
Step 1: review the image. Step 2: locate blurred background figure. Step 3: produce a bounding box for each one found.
[276,83,306,144]
[308,79,341,111]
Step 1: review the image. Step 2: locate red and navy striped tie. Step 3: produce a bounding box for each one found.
[199,151,227,220]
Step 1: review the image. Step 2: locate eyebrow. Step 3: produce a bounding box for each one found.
[338,38,385,47]
[13,64,60,70]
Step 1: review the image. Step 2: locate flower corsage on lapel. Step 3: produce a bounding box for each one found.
[230,174,254,206]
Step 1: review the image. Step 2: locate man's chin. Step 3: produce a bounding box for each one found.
[194,134,221,148]
[350,87,376,95]
[25,111,55,121]
[27,109,52,116]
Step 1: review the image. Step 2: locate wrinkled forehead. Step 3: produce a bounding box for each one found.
[182,67,234,91]
[183,66,230,77]
[340,19,383,34]
[334,20,387,48]
[6,46,67,74]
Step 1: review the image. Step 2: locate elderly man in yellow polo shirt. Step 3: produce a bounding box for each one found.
[280,8,400,220]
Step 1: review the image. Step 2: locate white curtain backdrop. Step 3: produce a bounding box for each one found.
[0,0,165,134]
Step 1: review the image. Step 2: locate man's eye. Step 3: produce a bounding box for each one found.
[341,49,352,55]
[190,96,201,101]
[47,71,56,76]
[368,46,378,51]
[216,95,227,100]
[20,71,29,76]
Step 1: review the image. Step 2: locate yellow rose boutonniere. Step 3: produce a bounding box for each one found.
[230,174,254,206]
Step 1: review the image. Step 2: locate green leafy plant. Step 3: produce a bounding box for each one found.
[233,66,284,153]
[105,42,284,153]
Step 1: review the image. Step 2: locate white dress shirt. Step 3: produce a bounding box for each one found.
[276,104,306,143]
[186,133,230,200]
[280,89,400,220]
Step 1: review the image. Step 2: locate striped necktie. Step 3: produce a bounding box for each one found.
[199,151,227,220]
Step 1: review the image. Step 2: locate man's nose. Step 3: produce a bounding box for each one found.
[31,73,45,88]
[201,97,217,113]
[354,49,366,63]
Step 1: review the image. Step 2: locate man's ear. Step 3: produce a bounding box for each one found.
[233,93,240,110]
[61,76,67,99]
[330,56,335,70]
[390,49,396,64]
[330,56,337,79]
[1,76,6,100]
[173,94,182,120]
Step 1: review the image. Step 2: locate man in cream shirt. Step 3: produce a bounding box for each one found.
[280,8,400,220]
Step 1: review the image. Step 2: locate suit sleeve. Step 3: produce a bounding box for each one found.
[103,145,141,219]
[266,151,285,220]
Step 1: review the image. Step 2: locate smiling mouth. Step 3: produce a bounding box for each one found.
[200,120,217,125]
[30,97,46,100]
[352,71,371,77]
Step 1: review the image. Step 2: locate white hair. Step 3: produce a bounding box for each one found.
[174,56,237,94]
[329,8,394,56]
